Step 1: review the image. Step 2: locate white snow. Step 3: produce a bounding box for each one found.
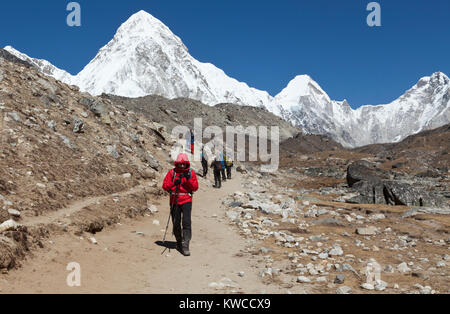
[4,10,449,147]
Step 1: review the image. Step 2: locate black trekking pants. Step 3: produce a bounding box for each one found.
[202,161,208,177]
[213,169,222,188]
[226,166,232,179]
[221,168,226,180]
[171,202,192,244]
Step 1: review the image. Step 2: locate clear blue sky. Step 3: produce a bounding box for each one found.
[1,0,449,108]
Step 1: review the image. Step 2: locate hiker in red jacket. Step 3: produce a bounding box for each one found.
[162,153,199,256]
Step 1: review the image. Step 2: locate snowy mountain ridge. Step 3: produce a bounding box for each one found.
[4,10,449,147]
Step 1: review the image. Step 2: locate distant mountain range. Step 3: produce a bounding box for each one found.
[5,10,449,147]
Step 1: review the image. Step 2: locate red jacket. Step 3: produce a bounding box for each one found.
[162,153,199,205]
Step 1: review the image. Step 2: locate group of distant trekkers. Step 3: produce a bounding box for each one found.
[202,151,233,188]
[161,129,234,256]
[185,128,234,188]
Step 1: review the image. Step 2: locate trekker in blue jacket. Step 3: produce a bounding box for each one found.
[219,152,227,181]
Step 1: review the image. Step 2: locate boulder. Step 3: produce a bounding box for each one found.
[346,160,387,187]
[73,117,84,133]
[79,97,108,117]
[356,226,378,236]
[0,219,20,233]
[347,175,444,207]
[137,149,161,171]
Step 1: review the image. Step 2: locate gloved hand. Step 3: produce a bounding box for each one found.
[174,179,182,186]
[181,172,191,180]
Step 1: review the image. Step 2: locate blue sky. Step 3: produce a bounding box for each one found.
[0,0,449,108]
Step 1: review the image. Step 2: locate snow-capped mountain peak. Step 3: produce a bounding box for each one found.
[4,10,449,148]
[71,10,272,107]
[274,75,331,108]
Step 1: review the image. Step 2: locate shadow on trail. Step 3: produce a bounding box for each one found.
[155,240,177,249]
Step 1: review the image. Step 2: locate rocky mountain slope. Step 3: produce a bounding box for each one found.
[4,10,449,148]
[0,48,173,269]
[355,123,450,174]
[104,94,299,142]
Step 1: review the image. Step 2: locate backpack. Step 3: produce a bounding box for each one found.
[225,156,233,167]
[172,168,192,183]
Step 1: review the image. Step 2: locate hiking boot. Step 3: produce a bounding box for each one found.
[182,242,191,256]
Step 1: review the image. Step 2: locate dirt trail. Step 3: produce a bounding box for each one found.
[0,174,288,294]
[21,182,152,227]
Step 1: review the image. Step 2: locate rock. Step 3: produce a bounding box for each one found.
[347,180,386,205]
[141,168,156,180]
[297,276,311,283]
[370,214,386,220]
[375,280,388,291]
[436,261,446,268]
[397,262,411,273]
[383,181,429,206]
[402,207,450,218]
[351,179,444,207]
[260,247,273,254]
[310,235,328,242]
[238,271,245,277]
[89,237,98,245]
[56,133,76,149]
[106,145,120,159]
[337,263,359,278]
[312,217,345,227]
[316,277,327,283]
[122,173,132,179]
[209,277,239,290]
[356,226,378,236]
[79,97,108,118]
[236,166,247,174]
[229,201,243,208]
[73,117,84,133]
[87,221,104,234]
[414,284,432,294]
[148,205,158,214]
[153,220,160,226]
[138,149,161,171]
[47,120,56,131]
[329,244,344,256]
[361,283,375,290]
[0,219,20,233]
[336,286,352,294]
[260,268,278,278]
[7,209,21,218]
[149,122,167,141]
[334,274,345,284]
[346,160,385,187]
[346,160,443,206]
[8,112,21,122]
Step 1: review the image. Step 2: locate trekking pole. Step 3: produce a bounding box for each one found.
[161,182,180,255]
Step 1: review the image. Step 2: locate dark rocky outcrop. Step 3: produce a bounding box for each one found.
[346,160,388,187]
[346,161,444,207]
